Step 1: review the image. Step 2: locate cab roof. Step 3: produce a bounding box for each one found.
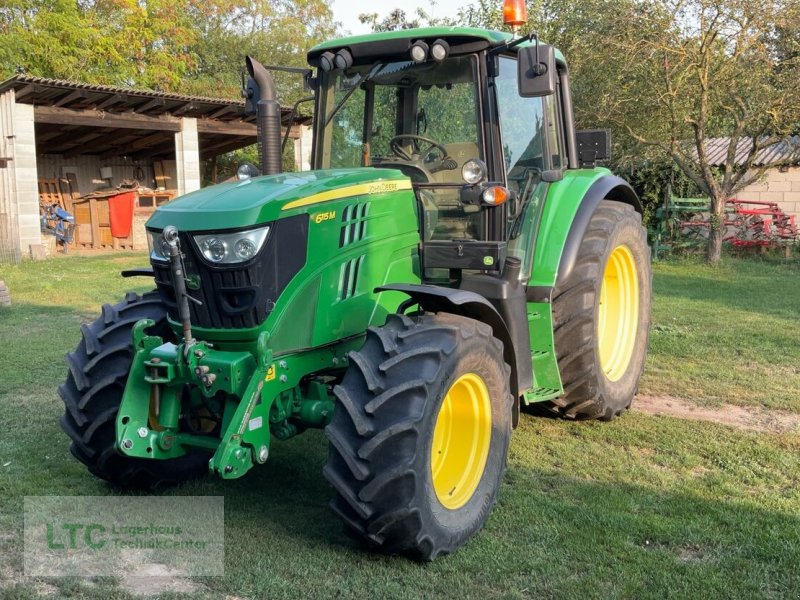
[307,26,566,66]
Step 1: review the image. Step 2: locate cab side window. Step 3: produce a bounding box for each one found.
[545,92,565,170]
[495,55,546,195]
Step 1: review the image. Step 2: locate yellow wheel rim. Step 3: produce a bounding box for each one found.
[597,244,639,382]
[430,373,492,510]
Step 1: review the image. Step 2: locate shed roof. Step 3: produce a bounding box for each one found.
[0,74,310,122]
[703,136,800,167]
[0,75,310,160]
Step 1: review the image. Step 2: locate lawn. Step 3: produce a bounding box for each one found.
[0,253,799,599]
[642,256,800,411]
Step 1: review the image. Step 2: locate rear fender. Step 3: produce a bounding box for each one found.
[558,176,640,283]
[529,172,641,301]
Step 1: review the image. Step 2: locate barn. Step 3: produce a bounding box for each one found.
[0,75,312,262]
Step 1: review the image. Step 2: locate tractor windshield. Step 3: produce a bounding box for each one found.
[317,55,486,241]
[318,55,483,178]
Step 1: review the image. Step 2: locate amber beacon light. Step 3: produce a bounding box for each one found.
[503,0,527,31]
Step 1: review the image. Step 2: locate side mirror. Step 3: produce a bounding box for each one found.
[518,44,557,97]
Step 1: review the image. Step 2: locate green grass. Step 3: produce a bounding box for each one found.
[1,252,799,599]
[643,256,800,411]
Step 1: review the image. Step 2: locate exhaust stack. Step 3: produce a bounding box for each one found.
[245,56,282,176]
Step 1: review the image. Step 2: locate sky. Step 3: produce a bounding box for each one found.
[330,0,473,36]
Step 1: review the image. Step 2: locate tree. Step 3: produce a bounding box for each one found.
[458,0,658,161]
[359,9,421,31]
[0,0,336,102]
[0,0,199,89]
[358,4,453,32]
[461,0,800,264]
[602,0,800,264]
[184,0,336,103]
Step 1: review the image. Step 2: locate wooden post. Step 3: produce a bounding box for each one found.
[89,198,100,248]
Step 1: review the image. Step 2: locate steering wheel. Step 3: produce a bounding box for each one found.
[389,134,448,164]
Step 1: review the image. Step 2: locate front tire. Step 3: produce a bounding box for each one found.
[58,291,209,489]
[547,201,651,420]
[324,313,513,560]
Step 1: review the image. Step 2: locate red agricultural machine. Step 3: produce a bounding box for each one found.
[654,196,799,257]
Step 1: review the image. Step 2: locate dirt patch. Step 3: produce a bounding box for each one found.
[33,581,59,596]
[634,395,800,434]
[677,544,704,563]
[120,564,206,596]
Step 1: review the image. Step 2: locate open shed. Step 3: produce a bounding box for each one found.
[0,75,313,261]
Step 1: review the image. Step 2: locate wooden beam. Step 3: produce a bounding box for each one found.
[98,134,148,159]
[73,130,109,144]
[135,97,166,114]
[128,131,172,150]
[207,105,235,119]
[173,102,196,116]
[196,118,303,139]
[63,131,117,158]
[39,127,83,150]
[95,94,128,110]
[129,139,176,160]
[14,84,37,101]
[200,137,258,159]
[53,89,87,108]
[36,128,72,143]
[201,135,255,153]
[196,119,257,136]
[34,105,181,131]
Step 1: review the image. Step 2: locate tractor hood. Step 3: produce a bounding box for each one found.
[146,169,412,232]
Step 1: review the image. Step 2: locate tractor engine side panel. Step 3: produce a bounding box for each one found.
[267,188,421,355]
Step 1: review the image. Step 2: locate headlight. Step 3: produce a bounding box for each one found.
[147,230,172,261]
[193,226,270,264]
[237,162,259,181]
[462,159,487,185]
[431,39,449,61]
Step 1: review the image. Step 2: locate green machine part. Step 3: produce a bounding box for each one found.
[116,169,422,478]
[521,168,620,403]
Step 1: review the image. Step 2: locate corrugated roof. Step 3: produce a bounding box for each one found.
[0,74,311,160]
[0,74,310,125]
[0,74,245,106]
[702,136,800,167]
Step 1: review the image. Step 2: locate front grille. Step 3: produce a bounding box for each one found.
[151,214,308,329]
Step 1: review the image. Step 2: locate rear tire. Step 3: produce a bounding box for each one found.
[546,201,651,420]
[324,313,513,560]
[58,291,209,489]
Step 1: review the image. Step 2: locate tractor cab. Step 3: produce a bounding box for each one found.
[308,28,575,282]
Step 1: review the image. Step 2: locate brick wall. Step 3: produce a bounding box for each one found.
[736,166,800,220]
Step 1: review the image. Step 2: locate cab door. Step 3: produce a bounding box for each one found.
[493,54,566,282]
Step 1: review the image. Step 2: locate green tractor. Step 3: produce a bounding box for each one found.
[59,24,651,560]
